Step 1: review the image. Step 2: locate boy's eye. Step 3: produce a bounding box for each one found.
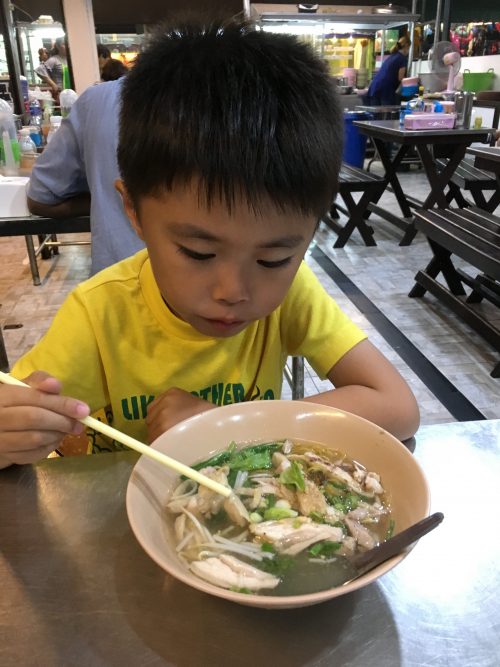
[257,257,293,269]
[178,246,215,261]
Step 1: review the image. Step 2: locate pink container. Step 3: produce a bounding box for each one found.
[343,67,357,87]
[402,76,419,87]
[404,113,456,130]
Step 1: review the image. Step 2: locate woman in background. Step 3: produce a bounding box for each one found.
[35,37,68,101]
[365,36,411,106]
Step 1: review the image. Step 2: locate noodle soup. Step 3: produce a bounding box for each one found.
[166,439,392,596]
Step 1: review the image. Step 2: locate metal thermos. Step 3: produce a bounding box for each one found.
[454,92,474,128]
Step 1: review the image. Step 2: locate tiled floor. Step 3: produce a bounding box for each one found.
[1,166,499,425]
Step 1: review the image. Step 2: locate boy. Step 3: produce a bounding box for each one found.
[0,17,419,468]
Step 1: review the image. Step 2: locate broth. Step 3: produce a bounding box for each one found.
[165,439,392,596]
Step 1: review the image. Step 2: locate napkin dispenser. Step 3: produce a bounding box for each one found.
[0,175,30,217]
[404,113,456,130]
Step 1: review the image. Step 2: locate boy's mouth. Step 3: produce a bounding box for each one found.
[202,317,246,333]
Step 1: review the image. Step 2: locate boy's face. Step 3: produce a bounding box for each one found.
[117,181,317,338]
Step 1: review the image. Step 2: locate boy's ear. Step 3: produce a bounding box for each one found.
[114,179,144,239]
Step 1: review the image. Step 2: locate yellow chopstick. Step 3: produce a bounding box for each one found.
[0,371,231,497]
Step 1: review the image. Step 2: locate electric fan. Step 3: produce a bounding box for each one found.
[430,41,461,92]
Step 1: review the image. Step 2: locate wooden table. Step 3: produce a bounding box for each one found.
[1,420,500,666]
[0,215,90,286]
[354,120,494,245]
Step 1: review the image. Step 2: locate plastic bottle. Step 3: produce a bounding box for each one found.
[0,98,20,175]
[41,103,53,144]
[18,127,37,172]
[20,75,30,114]
[29,97,43,126]
[46,115,62,144]
[416,86,425,112]
[28,117,42,148]
[59,89,78,118]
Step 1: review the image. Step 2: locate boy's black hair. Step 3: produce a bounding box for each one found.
[118,15,343,217]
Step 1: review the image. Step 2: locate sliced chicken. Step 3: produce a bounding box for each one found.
[190,555,279,591]
[196,466,230,518]
[345,517,377,550]
[224,492,250,527]
[296,479,329,516]
[250,517,343,555]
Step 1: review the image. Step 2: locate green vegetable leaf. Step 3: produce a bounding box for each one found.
[307,540,342,558]
[228,443,282,472]
[230,587,252,594]
[280,461,306,492]
[258,553,295,577]
[266,494,277,509]
[261,542,276,553]
[190,441,236,473]
[385,519,395,540]
[263,507,298,521]
[309,511,326,524]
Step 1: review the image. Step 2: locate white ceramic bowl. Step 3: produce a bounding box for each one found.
[126,401,430,609]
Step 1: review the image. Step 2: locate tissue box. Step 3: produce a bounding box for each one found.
[404,113,456,130]
[0,175,30,217]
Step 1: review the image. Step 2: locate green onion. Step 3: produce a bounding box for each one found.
[279,461,306,492]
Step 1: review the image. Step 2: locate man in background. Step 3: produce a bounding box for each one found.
[27,78,144,275]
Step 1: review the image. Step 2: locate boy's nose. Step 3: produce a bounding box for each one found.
[211,268,250,305]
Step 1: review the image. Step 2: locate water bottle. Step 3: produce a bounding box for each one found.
[29,98,43,127]
[46,115,62,144]
[399,101,412,127]
[20,75,30,114]
[28,117,42,148]
[0,98,20,175]
[19,127,37,172]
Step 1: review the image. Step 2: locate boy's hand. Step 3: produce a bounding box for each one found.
[0,371,90,469]
[146,387,215,443]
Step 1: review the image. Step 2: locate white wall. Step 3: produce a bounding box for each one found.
[62,0,99,93]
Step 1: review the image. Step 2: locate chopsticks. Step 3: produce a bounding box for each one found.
[0,371,231,497]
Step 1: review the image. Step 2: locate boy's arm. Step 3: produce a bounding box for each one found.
[0,371,89,469]
[303,339,420,441]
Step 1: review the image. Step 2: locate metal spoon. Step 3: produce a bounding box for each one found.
[345,511,444,584]
[272,512,444,596]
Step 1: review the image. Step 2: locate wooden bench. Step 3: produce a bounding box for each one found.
[323,163,385,247]
[409,206,500,377]
[437,158,500,213]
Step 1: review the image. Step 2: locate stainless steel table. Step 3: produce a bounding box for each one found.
[0,215,90,286]
[354,120,494,245]
[1,420,500,666]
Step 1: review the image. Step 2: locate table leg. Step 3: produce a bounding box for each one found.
[24,235,41,286]
[417,143,468,210]
[0,326,8,372]
[371,139,413,219]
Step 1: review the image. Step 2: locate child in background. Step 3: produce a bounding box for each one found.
[0,16,419,468]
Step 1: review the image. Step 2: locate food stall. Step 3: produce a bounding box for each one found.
[251,4,420,108]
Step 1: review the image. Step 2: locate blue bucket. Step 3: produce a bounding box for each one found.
[342,111,371,168]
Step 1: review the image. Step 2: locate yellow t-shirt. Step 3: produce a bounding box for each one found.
[12,249,366,445]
